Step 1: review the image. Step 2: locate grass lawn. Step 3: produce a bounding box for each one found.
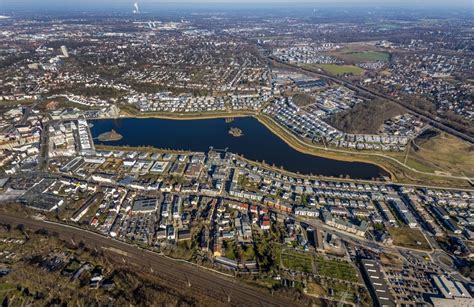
[240,245,256,261]
[387,227,431,251]
[345,51,390,62]
[280,249,313,273]
[407,132,474,177]
[62,259,82,275]
[302,63,364,76]
[328,46,390,63]
[308,280,370,305]
[327,280,359,303]
[237,175,259,192]
[314,256,358,282]
[224,241,237,260]
[405,158,438,173]
[0,283,15,291]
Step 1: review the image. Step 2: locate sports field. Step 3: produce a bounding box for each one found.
[345,51,390,62]
[301,63,364,76]
[318,64,365,75]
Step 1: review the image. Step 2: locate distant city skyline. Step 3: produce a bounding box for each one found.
[0,0,472,305]
[1,0,473,11]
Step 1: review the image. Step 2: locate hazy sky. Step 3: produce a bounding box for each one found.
[1,0,473,11]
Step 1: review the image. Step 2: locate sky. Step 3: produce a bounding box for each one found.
[1,0,472,12]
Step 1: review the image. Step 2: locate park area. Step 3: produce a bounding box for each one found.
[343,51,390,62]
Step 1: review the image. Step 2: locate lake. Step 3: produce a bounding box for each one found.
[91,117,387,179]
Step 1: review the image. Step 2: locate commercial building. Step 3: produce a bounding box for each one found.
[360,259,395,307]
[131,198,158,213]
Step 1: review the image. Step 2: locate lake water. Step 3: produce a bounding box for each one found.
[91,117,387,179]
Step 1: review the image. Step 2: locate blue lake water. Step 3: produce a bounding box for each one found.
[91,117,387,179]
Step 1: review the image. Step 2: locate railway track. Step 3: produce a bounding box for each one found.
[269,57,474,144]
[0,213,297,306]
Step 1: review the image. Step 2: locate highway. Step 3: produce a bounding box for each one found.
[268,57,474,144]
[0,213,298,307]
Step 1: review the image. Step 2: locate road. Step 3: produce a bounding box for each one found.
[38,121,48,171]
[298,216,473,284]
[269,57,474,144]
[297,216,409,255]
[38,120,55,171]
[0,213,298,307]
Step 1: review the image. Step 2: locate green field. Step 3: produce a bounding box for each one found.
[0,283,16,303]
[63,259,82,274]
[387,227,432,251]
[223,240,237,260]
[408,132,474,178]
[346,51,390,62]
[240,244,256,261]
[314,256,359,282]
[0,283,15,291]
[280,249,313,273]
[316,64,365,76]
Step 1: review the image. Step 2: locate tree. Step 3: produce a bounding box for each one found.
[16,224,25,232]
[35,228,49,236]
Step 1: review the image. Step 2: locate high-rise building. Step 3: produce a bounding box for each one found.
[60,45,69,58]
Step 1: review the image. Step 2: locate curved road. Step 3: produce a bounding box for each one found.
[0,213,297,307]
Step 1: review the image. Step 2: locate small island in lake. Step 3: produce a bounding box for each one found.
[98,129,123,142]
[228,127,243,137]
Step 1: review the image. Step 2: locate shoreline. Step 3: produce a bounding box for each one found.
[229,127,243,137]
[254,114,472,187]
[97,129,123,142]
[95,109,472,188]
[112,111,391,175]
[119,109,255,120]
[253,115,395,179]
[94,144,474,192]
[94,143,388,183]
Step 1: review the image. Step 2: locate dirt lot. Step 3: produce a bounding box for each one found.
[407,132,474,177]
